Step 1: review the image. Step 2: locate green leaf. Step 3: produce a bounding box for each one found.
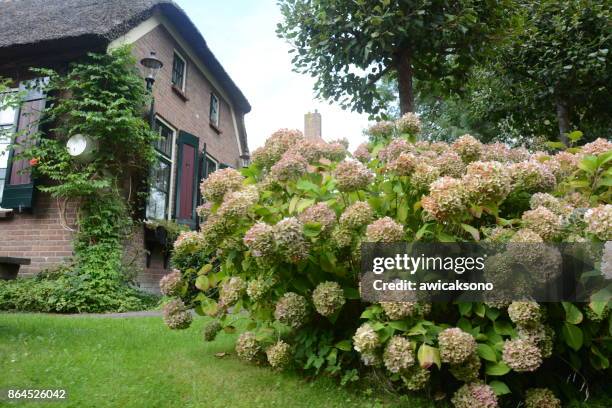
[198,264,213,275]
[545,141,566,150]
[417,344,441,369]
[297,198,316,213]
[397,204,409,223]
[562,302,583,324]
[568,130,583,142]
[388,321,408,331]
[296,179,319,192]
[461,224,480,241]
[303,221,322,237]
[578,156,598,173]
[590,345,610,370]
[289,195,300,214]
[489,380,511,395]
[474,303,485,318]
[415,223,431,240]
[493,320,515,336]
[335,340,352,351]
[477,343,497,362]
[485,362,510,376]
[457,302,472,316]
[486,307,500,321]
[562,323,583,351]
[589,301,608,318]
[195,275,210,291]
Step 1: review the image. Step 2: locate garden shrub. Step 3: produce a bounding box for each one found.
[164,116,611,406]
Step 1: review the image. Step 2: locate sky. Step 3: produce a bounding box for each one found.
[175,0,370,151]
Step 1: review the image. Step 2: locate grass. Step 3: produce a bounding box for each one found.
[0,313,431,408]
[1,314,609,408]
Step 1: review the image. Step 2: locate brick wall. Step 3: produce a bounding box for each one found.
[0,192,76,276]
[132,25,244,168]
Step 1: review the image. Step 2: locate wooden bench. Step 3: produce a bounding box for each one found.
[0,257,31,280]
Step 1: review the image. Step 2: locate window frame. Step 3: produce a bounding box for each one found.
[204,153,219,177]
[171,50,187,92]
[209,93,220,128]
[146,116,177,220]
[0,89,18,205]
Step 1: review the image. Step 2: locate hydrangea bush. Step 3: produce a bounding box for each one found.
[163,118,611,406]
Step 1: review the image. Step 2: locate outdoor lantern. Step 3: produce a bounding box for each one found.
[140,51,163,91]
[240,153,251,168]
[66,134,98,163]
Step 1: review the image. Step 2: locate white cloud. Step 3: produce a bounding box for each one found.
[176,0,369,151]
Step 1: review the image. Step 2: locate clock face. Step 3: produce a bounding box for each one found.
[67,134,87,156]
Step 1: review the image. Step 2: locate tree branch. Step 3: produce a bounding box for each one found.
[367,65,393,85]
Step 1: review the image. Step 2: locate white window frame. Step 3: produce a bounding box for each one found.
[210,93,220,128]
[205,153,218,176]
[147,116,177,220]
[171,50,187,91]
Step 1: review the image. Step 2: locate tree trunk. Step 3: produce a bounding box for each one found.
[555,99,570,145]
[395,48,414,115]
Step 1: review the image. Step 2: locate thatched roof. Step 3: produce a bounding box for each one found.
[0,0,251,116]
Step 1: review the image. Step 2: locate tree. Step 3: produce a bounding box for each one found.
[460,0,612,144]
[277,0,510,115]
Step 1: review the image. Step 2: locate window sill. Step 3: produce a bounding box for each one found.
[209,122,222,134]
[171,85,189,102]
[0,208,14,219]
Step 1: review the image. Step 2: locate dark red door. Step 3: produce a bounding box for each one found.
[178,143,195,219]
[174,131,199,228]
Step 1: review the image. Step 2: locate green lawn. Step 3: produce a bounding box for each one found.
[0,313,431,408]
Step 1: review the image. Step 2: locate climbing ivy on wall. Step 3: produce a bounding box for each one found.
[1,46,159,312]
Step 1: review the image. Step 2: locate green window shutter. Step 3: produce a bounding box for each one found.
[174,131,200,229]
[1,81,45,210]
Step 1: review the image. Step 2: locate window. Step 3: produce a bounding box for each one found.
[171,51,186,90]
[205,154,218,178]
[146,118,176,220]
[209,93,219,127]
[0,93,17,204]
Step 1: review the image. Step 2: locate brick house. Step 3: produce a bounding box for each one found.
[0,0,251,291]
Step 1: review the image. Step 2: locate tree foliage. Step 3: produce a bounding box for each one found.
[406,0,612,144]
[482,0,612,143]
[277,0,510,115]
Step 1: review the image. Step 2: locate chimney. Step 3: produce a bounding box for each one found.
[304,110,322,140]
